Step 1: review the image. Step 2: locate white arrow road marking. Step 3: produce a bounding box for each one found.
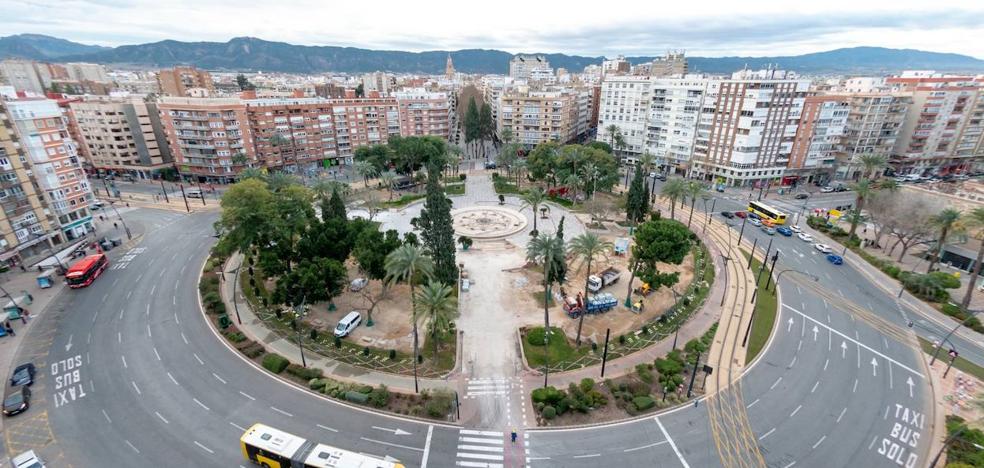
[65,334,73,352]
[907,377,915,398]
[787,317,794,332]
[372,426,412,436]
[812,325,819,341]
[871,357,879,377]
[841,341,847,358]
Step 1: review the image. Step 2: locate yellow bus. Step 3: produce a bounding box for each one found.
[241,423,405,468]
[748,201,788,225]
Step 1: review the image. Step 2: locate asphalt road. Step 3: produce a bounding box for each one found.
[3,197,945,467]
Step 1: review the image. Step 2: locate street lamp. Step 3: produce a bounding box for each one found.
[290,295,308,368]
[34,233,66,273]
[929,308,981,366]
[107,200,132,240]
[771,269,820,294]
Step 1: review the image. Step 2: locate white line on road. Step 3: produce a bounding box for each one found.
[421,425,433,468]
[655,417,690,468]
[155,411,169,424]
[102,293,108,303]
[121,355,127,368]
[812,435,827,449]
[126,291,132,300]
[316,424,337,432]
[119,309,124,320]
[788,356,797,368]
[213,373,226,384]
[172,295,176,305]
[180,332,188,344]
[131,381,142,395]
[759,428,776,440]
[174,312,180,324]
[167,372,179,386]
[790,405,803,417]
[783,462,796,468]
[174,279,179,291]
[125,440,140,454]
[747,398,760,409]
[853,378,859,393]
[624,441,669,452]
[150,285,156,297]
[824,358,829,371]
[270,406,293,417]
[147,324,152,338]
[229,422,247,432]
[573,454,601,458]
[102,409,112,424]
[193,398,210,411]
[360,437,424,452]
[888,362,894,389]
[153,347,161,361]
[460,430,503,437]
[811,381,820,393]
[193,353,204,365]
[837,407,848,423]
[239,391,255,401]
[869,435,878,450]
[194,441,214,454]
[770,377,782,390]
[117,332,121,343]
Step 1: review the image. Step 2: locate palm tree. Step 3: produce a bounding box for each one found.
[415,281,458,359]
[446,147,462,177]
[605,124,620,149]
[384,245,434,393]
[380,171,397,201]
[354,160,377,187]
[685,181,704,228]
[520,187,547,234]
[266,172,298,192]
[581,162,600,200]
[927,208,963,273]
[238,167,265,182]
[858,154,888,180]
[563,173,581,201]
[639,152,656,200]
[501,127,514,146]
[526,233,566,387]
[568,233,613,346]
[613,133,627,156]
[960,208,984,310]
[513,158,527,189]
[847,179,874,239]
[660,178,687,220]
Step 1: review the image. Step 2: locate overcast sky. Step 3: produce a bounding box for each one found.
[5,0,984,58]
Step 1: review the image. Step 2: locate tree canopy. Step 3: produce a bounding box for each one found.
[526,143,618,192]
[415,163,459,285]
[632,219,692,289]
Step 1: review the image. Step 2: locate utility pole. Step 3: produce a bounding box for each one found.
[765,250,780,291]
[757,238,773,285]
[686,351,701,398]
[737,215,748,246]
[159,179,170,203]
[600,328,611,378]
[179,184,191,213]
[747,237,757,269]
[101,177,112,198]
[108,201,132,240]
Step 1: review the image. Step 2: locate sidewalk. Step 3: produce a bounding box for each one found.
[220,253,455,394]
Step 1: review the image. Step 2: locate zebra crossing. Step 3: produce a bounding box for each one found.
[455,429,506,467]
[464,378,514,398]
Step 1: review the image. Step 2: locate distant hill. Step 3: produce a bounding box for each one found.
[0,34,109,60]
[3,34,983,75]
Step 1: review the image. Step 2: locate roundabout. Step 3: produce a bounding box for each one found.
[451,206,528,239]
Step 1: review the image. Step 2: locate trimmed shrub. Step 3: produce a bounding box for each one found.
[357,385,374,394]
[286,364,322,381]
[261,353,289,374]
[627,380,650,397]
[633,396,656,411]
[619,335,626,345]
[425,391,454,417]
[239,342,265,358]
[531,386,564,405]
[579,378,595,393]
[636,364,654,383]
[334,336,342,348]
[459,173,467,181]
[542,405,557,419]
[368,385,391,408]
[389,349,397,360]
[308,378,325,390]
[344,391,369,404]
[202,291,222,313]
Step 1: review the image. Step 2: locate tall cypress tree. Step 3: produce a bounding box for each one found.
[323,187,347,220]
[416,163,458,284]
[464,97,480,143]
[626,167,649,223]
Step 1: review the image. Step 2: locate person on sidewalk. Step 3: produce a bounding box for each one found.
[4,321,14,336]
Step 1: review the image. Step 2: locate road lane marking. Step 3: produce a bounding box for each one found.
[811,381,820,393]
[117,332,121,343]
[837,407,848,423]
[270,406,293,417]
[459,445,504,453]
[154,347,161,361]
[150,285,156,297]
[460,430,503,437]
[119,309,124,320]
[193,353,204,365]
[747,398,760,409]
[194,441,214,454]
[174,312,180,324]
[102,293,108,303]
[181,332,189,344]
[421,425,433,468]
[131,381,142,395]
[147,324,152,338]
[655,417,690,468]
[126,291,132,300]
[229,421,247,432]
[146,304,150,316]
[783,462,796,468]
[102,409,112,424]
[788,356,797,368]
[360,437,424,452]
[155,411,169,424]
[213,373,226,384]
[167,372,179,385]
[759,428,776,440]
[121,355,127,368]
[823,359,829,371]
[770,377,782,390]
[193,398,210,411]
[888,362,894,389]
[790,405,802,417]
[573,454,601,458]
[316,424,337,432]
[125,440,140,454]
[239,391,255,401]
[853,378,859,393]
[783,304,924,378]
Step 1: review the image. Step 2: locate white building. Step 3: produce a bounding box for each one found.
[64,63,111,83]
[597,75,653,160]
[509,55,550,80]
[0,60,45,94]
[645,77,710,172]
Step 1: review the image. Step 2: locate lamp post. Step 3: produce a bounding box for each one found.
[929,309,981,366]
[291,295,308,368]
[227,265,242,325]
[737,214,748,246]
[107,200,132,240]
[34,233,66,273]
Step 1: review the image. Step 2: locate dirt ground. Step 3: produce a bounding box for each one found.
[302,261,416,353]
[508,234,695,346]
[934,362,984,427]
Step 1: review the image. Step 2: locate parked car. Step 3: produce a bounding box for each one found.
[814,243,833,254]
[349,278,368,292]
[734,211,747,219]
[334,311,363,338]
[789,225,802,233]
[794,193,810,200]
[820,186,835,193]
[3,386,31,416]
[826,254,844,265]
[720,211,735,219]
[762,226,776,235]
[11,450,45,468]
[749,218,762,227]
[798,232,814,242]
[90,199,106,210]
[748,212,761,220]
[10,363,35,387]
[186,188,204,199]
[776,226,793,237]
[483,161,496,170]
[834,186,848,192]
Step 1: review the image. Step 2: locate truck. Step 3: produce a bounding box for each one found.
[587,267,620,293]
[564,292,618,318]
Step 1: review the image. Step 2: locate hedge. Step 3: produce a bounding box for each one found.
[261,353,290,374]
[632,396,656,411]
[286,364,323,381]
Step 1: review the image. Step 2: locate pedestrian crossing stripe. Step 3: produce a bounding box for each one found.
[456,429,504,467]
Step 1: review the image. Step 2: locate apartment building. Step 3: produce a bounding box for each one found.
[157,66,215,97]
[69,97,174,179]
[649,52,688,77]
[597,75,654,159]
[0,60,46,94]
[330,97,401,158]
[887,75,984,175]
[787,95,850,185]
[4,96,93,240]
[509,55,550,80]
[837,93,910,179]
[64,63,110,83]
[0,99,59,265]
[645,78,709,173]
[158,97,254,182]
[602,56,631,76]
[392,89,451,139]
[245,97,340,173]
[497,86,591,147]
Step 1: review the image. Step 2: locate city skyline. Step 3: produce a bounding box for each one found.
[4,0,984,59]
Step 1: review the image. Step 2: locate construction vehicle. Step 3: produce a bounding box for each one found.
[564,292,618,318]
[587,267,621,293]
[634,282,654,297]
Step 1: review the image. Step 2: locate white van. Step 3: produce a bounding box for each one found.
[186,188,204,198]
[334,311,362,337]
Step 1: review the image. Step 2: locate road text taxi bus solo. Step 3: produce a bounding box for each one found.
[65,253,109,288]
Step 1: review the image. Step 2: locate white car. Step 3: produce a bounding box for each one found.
[798,232,814,242]
[820,186,835,193]
[749,218,762,227]
[814,243,832,254]
[349,278,368,292]
[12,450,45,468]
[789,225,802,233]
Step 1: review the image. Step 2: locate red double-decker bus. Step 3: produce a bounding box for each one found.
[66,254,109,289]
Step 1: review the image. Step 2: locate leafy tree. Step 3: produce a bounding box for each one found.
[379,171,397,200]
[266,172,298,193]
[520,187,547,233]
[527,143,561,186]
[238,167,265,182]
[231,152,249,166]
[660,178,687,219]
[235,74,255,91]
[415,280,458,358]
[464,97,480,143]
[354,229,402,281]
[500,127,514,145]
[387,136,447,175]
[273,257,346,305]
[626,167,649,224]
[415,163,459,285]
[685,181,704,229]
[297,218,354,263]
[568,233,613,345]
[354,144,391,174]
[355,83,364,97]
[625,219,691,305]
[960,208,984,310]
[323,187,347,221]
[587,141,612,154]
[217,179,276,254]
[927,208,963,273]
[353,160,378,187]
[385,245,435,393]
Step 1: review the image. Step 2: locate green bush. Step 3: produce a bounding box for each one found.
[459,173,467,181]
[202,291,223,313]
[389,349,397,360]
[308,378,325,390]
[527,327,547,346]
[261,353,289,374]
[636,364,654,383]
[345,391,369,404]
[556,397,573,415]
[542,405,557,419]
[368,385,390,408]
[286,364,322,381]
[425,391,454,418]
[357,385,374,394]
[633,396,656,411]
[579,378,595,393]
[531,386,564,405]
[884,265,901,279]
[239,342,265,358]
[224,331,247,343]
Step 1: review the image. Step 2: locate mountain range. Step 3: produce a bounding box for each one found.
[2,34,984,75]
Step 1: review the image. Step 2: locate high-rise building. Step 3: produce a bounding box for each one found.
[64,63,111,83]
[0,98,60,265]
[650,52,688,77]
[887,75,984,175]
[787,95,850,185]
[245,97,340,173]
[837,93,910,179]
[157,66,215,97]
[509,55,550,80]
[4,96,94,240]
[0,60,46,94]
[69,97,174,179]
[393,89,451,139]
[645,78,709,172]
[497,86,592,148]
[602,56,631,76]
[329,96,401,157]
[597,75,654,159]
[158,97,254,182]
